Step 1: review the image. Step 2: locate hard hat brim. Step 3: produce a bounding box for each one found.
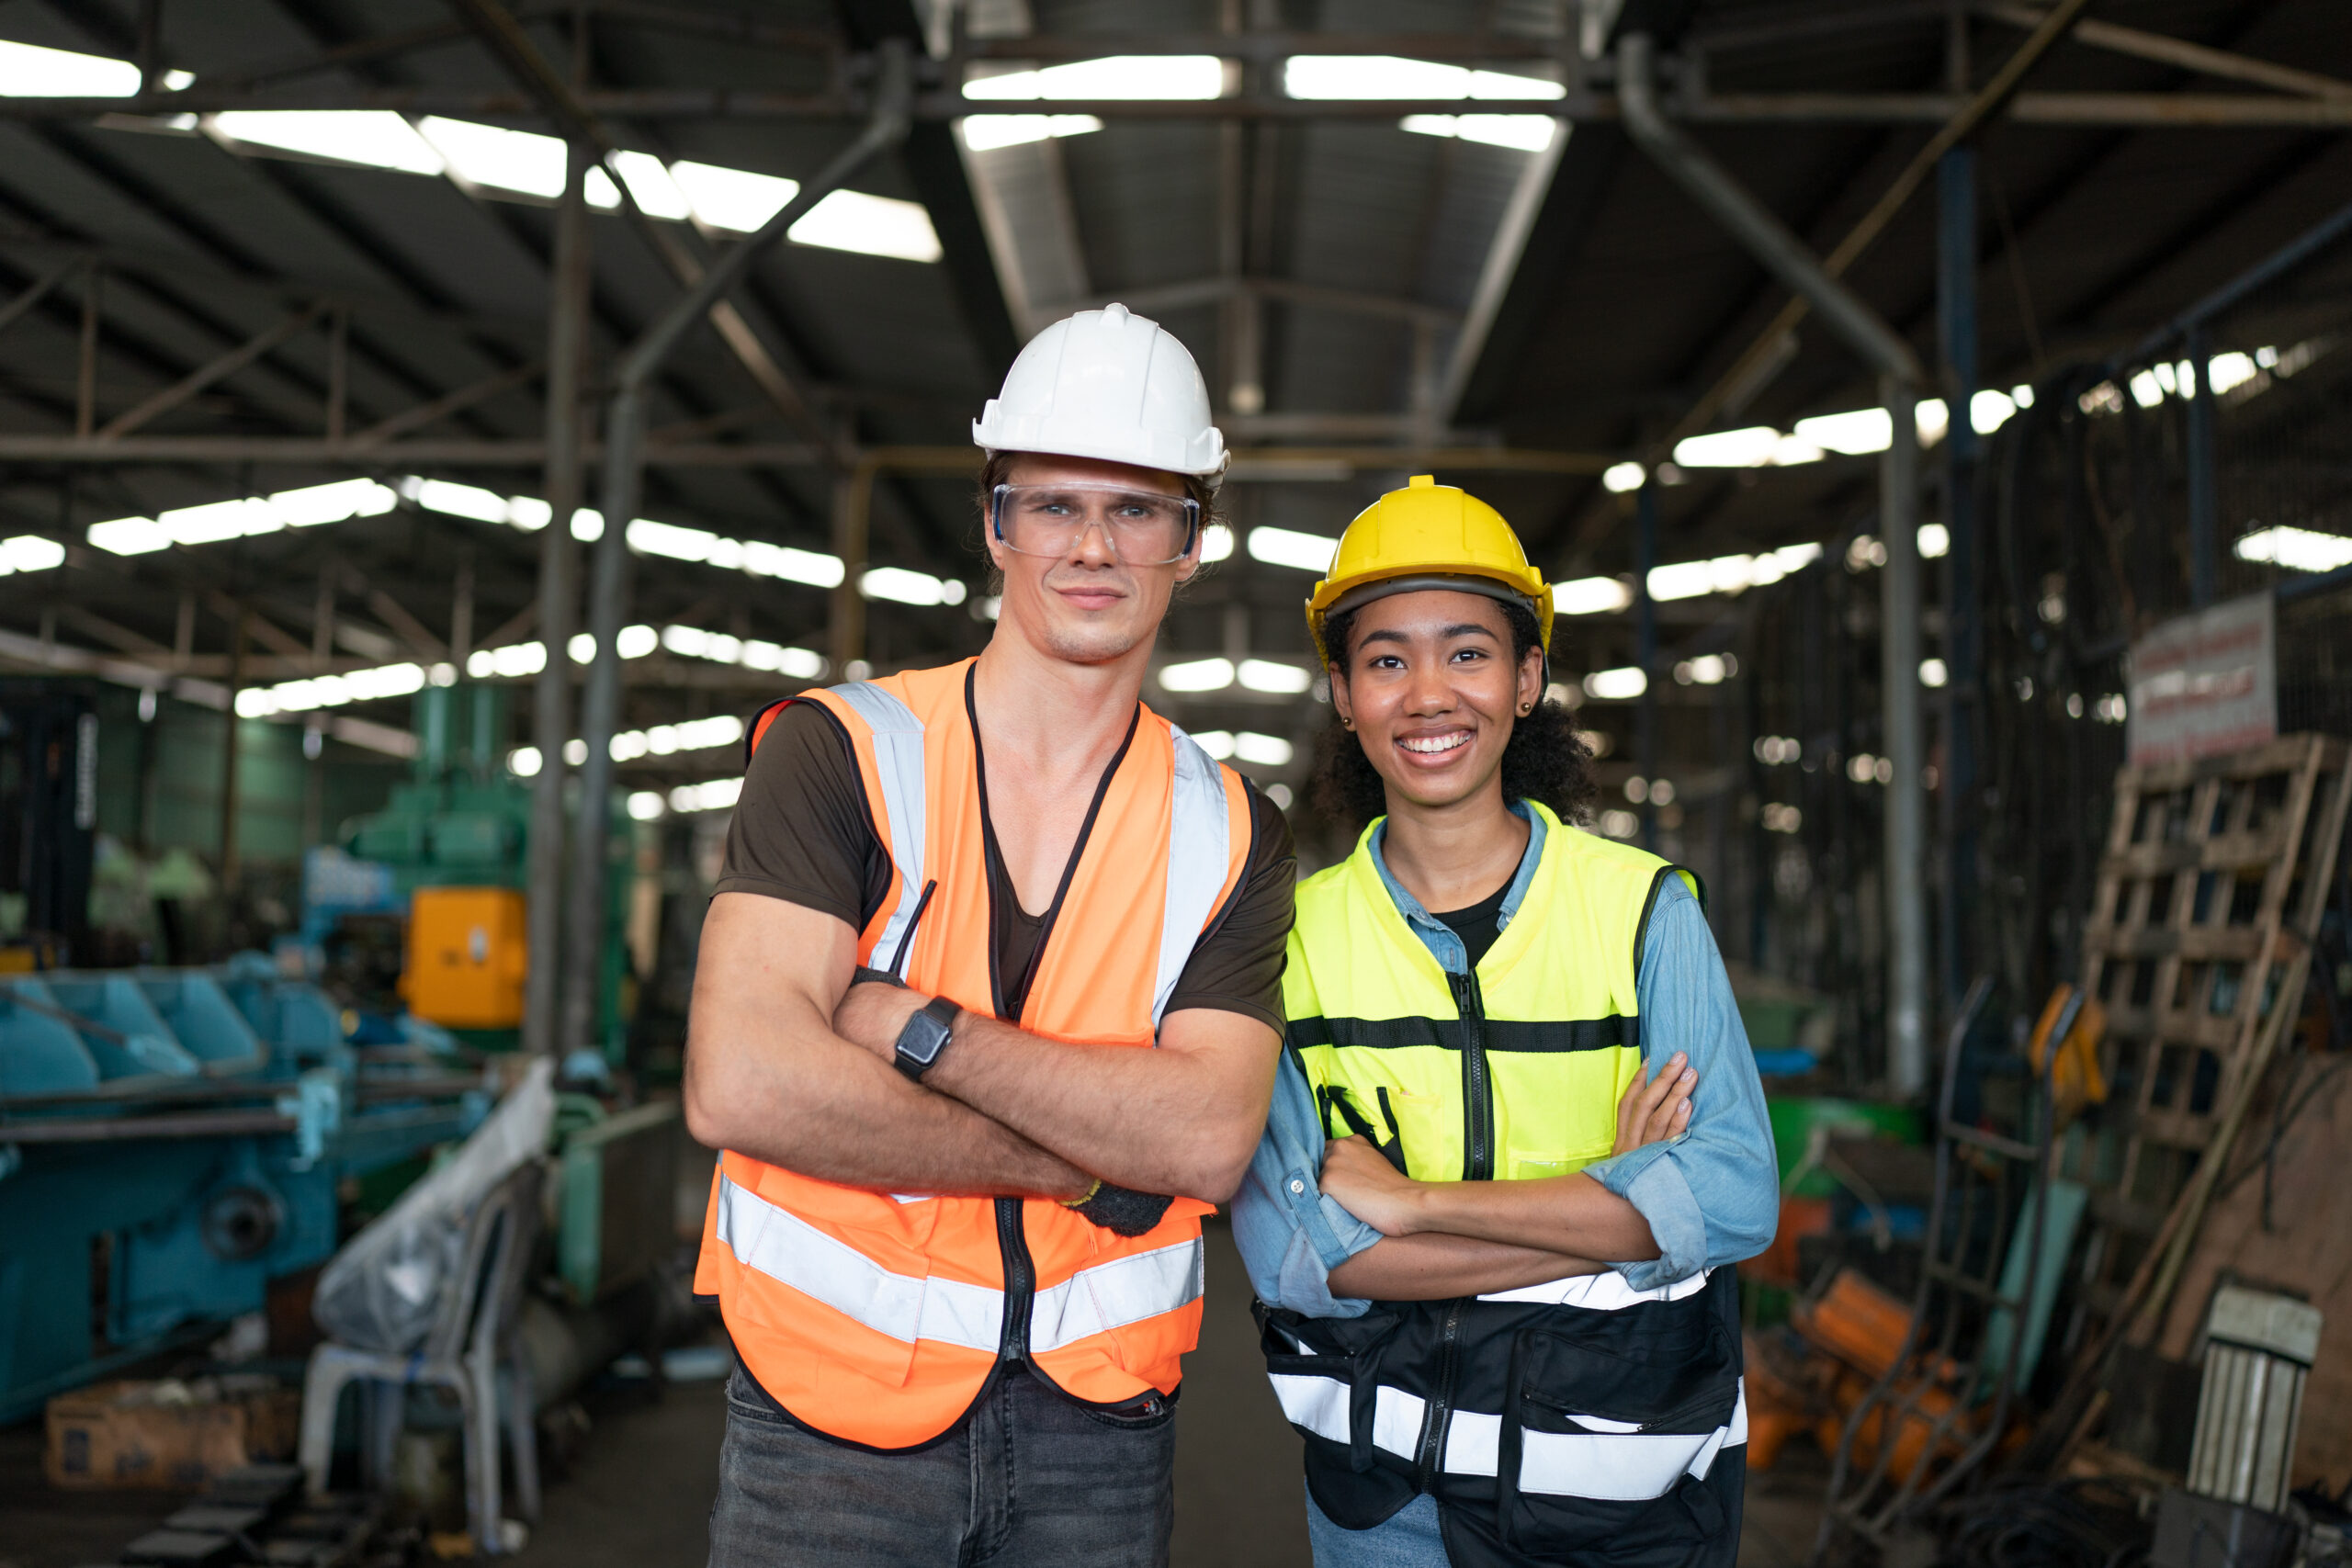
[1309,568,1553,661]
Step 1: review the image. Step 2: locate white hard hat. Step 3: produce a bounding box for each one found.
[972,302,1227,480]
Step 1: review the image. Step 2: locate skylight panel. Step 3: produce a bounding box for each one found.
[959,113,1103,152]
[671,160,801,231]
[161,497,280,544]
[1247,526,1339,573]
[210,111,446,175]
[1401,113,1557,152]
[1283,56,1564,102]
[591,150,693,219]
[789,189,942,263]
[417,117,568,198]
[89,516,170,555]
[965,55,1225,102]
[0,39,142,96]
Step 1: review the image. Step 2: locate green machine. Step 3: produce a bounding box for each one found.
[335,682,631,1060]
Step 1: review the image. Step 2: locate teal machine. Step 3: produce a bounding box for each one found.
[0,959,481,1421]
[334,682,630,1061]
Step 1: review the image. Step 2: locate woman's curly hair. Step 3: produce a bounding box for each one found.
[1312,595,1599,830]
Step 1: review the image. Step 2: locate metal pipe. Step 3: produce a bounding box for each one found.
[525,141,592,1060]
[2185,328,2219,608]
[1621,31,1930,1093]
[561,41,913,1056]
[1881,378,1929,1096]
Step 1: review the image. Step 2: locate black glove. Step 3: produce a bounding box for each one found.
[1063,1181,1174,1237]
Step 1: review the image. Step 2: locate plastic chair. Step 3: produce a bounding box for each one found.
[299,1160,544,1554]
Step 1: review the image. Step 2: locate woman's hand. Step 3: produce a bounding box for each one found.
[1612,1051,1696,1156]
[1319,1134,1429,1237]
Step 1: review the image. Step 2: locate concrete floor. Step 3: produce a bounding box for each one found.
[1,1219,1821,1566]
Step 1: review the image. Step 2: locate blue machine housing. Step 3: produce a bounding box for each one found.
[0,961,478,1422]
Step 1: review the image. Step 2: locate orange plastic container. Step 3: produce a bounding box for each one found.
[401,886,528,1028]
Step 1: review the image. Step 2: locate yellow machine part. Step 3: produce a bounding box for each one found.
[401,886,528,1029]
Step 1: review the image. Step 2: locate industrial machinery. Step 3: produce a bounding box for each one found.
[0,956,481,1422]
[336,682,629,1059]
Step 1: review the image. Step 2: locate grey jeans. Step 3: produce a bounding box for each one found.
[707,1367,1177,1567]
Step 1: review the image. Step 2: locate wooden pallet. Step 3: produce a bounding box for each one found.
[2057,734,2352,1337]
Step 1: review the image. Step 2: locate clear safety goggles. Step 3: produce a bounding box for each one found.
[989,482,1200,567]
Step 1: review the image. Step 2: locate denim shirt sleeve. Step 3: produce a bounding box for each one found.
[1579,878,1781,1290]
[1229,1048,1384,1317]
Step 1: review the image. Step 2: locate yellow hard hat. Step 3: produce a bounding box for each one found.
[1305,475,1552,662]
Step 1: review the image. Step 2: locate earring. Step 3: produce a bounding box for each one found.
[1520,702,1532,713]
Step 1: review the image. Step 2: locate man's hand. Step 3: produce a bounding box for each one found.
[1612,1051,1696,1156]
[1320,1134,1429,1238]
[833,979,930,1062]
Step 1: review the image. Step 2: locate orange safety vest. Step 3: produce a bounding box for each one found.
[694,659,1256,1450]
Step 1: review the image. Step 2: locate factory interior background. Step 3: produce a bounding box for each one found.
[2,0,2351,1564]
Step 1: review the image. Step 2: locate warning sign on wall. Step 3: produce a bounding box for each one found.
[2125,593,2277,765]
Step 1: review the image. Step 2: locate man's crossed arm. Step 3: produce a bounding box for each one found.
[684,892,1278,1205]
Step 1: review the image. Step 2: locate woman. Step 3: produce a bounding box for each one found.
[1231,476,1780,1568]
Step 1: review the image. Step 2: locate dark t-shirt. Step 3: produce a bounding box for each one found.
[1433,877,1513,971]
[715,698,1295,1029]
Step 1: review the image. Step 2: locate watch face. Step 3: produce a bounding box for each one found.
[899,1012,951,1065]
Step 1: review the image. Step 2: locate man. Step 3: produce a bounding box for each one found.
[685,302,1295,1567]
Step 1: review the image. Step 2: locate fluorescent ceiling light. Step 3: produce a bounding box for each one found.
[212,111,446,175]
[1970,389,2017,435]
[238,660,425,717]
[1200,524,1235,563]
[1555,576,1634,616]
[1248,525,1339,573]
[1233,732,1294,767]
[1601,461,1645,494]
[790,188,942,263]
[1284,56,1563,102]
[1583,667,1647,701]
[509,746,542,776]
[270,478,396,526]
[2208,351,2259,395]
[409,477,511,525]
[467,641,548,679]
[965,56,1224,102]
[670,776,744,814]
[1920,658,1948,688]
[672,160,800,231]
[1190,730,1235,760]
[1160,657,1236,694]
[162,496,280,544]
[1399,114,1556,152]
[628,792,666,821]
[2235,525,2352,574]
[1647,544,1824,602]
[1918,523,1950,559]
[1238,659,1312,695]
[660,624,827,680]
[609,712,743,761]
[1672,426,1821,468]
[1793,408,1890,456]
[89,516,170,555]
[0,535,65,573]
[416,117,565,197]
[861,565,967,605]
[959,114,1103,152]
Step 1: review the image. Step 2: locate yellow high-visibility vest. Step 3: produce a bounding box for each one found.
[1283,800,1698,1185]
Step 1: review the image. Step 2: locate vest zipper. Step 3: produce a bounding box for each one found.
[1450,971,1495,1182]
[1413,1297,1466,1492]
[995,1197,1035,1362]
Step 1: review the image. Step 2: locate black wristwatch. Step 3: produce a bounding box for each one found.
[893,996,961,1082]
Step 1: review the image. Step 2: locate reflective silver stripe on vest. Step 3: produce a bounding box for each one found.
[1265,1374,1748,1501]
[714,1176,1203,1354]
[1156,726,1233,1026]
[829,681,928,974]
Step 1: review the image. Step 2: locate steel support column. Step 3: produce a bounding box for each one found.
[1619,31,1931,1095]
[1937,146,1979,1027]
[1880,380,1928,1095]
[563,44,912,1056]
[1635,479,1659,852]
[524,141,592,1060]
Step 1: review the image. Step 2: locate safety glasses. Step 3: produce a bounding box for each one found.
[990,482,1200,567]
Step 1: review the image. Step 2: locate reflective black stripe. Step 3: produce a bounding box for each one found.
[1286,1015,1639,1054]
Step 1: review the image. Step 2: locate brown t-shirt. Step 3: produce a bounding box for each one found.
[715,698,1295,1029]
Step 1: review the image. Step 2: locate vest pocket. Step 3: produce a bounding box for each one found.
[1491,1305,1741,1559]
